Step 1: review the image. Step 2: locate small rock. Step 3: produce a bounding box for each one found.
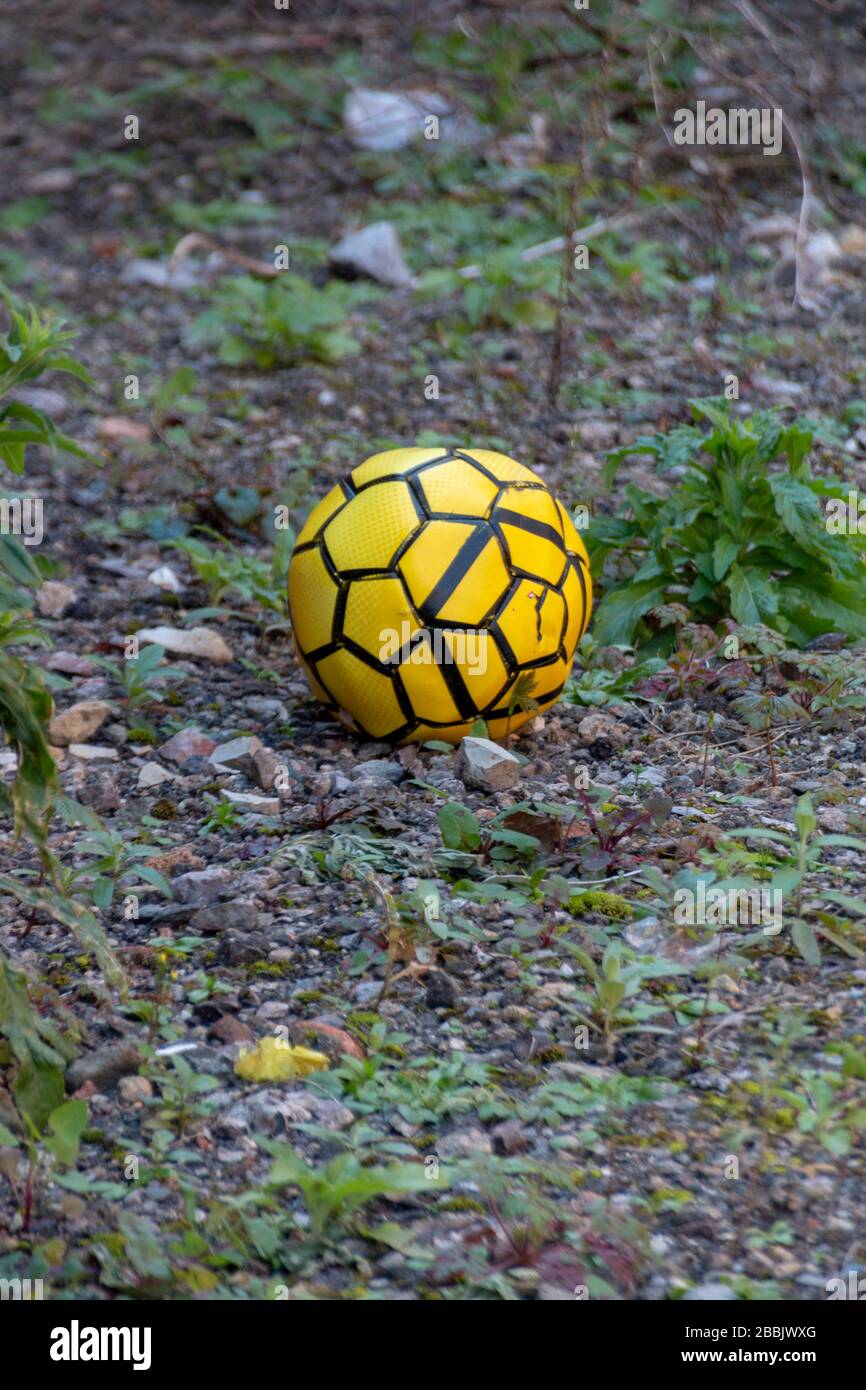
[209,1016,255,1046]
[491,1119,529,1155]
[244,696,289,722]
[137,761,175,790]
[438,1126,493,1158]
[96,415,152,444]
[68,743,119,762]
[425,970,459,1009]
[67,1041,142,1094]
[223,790,281,816]
[220,1089,353,1137]
[49,700,113,747]
[189,901,261,935]
[160,727,217,765]
[146,565,183,593]
[79,771,120,814]
[353,980,383,1005]
[171,866,234,906]
[283,1021,365,1065]
[818,806,849,833]
[36,581,77,617]
[351,758,405,784]
[537,1282,575,1302]
[43,651,97,677]
[217,930,271,965]
[13,384,69,414]
[252,746,286,792]
[683,1283,739,1301]
[210,736,263,776]
[121,257,204,290]
[329,221,413,287]
[137,625,233,664]
[455,736,521,792]
[621,765,667,791]
[344,87,446,151]
[117,1075,153,1103]
[577,711,630,748]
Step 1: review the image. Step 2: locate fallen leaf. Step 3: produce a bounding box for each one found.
[235,1037,329,1083]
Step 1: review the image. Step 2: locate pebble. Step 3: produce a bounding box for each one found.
[136,625,233,664]
[67,1041,143,1094]
[210,736,263,775]
[160,727,217,765]
[329,220,413,287]
[49,701,113,747]
[68,743,119,762]
[118,1075,153,1103]
[137,762,175,789]
[171,866,234,906]
[189,901,261,935]
[350,758,405,784]
[455,736,521,792]
[36,581,77,617]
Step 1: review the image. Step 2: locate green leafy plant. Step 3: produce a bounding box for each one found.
[0,291,93,474]
[437,801,541,864]
[260,1140,438,1243]
[717,793,866,964]
[587,399,866,649]
[565,940,684,1052]
[593,237,679,302]
[1,291,121,1141]
[171,533,290,618]
[93,643,188,712]
[192,273,379,368]
[569,633,666,706]
[74,828,172,910]
[0,1092,88,1232]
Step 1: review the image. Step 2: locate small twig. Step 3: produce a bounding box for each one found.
[169,232,282,279]
[457,210,650,280]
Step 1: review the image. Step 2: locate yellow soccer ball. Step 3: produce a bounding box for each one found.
[288,446,592,744]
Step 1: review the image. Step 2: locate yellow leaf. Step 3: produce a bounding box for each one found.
[234,1037,329,1083]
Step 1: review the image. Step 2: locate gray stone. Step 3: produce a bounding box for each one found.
[67,1041,142,1094]
[67,743,119,763]
[137,761,175,790]
[79,771,121,814]
[251,746,285,792]
[223,790,281,816]
[425,970,458,1009]
[37,581,77,617]
[244,696,289,722]
[329,221,413,288]
[577,711,631,748]
[218,1088,353,1138]
[189,901,261,935]
[621,766,667,791]
[209,736,263,776]
[344,88,445,152]
[455,736,521,792]
[217,930,271,965]
[351,758,405,784]
[438,1126,493,1158]
[171,866,233,906]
